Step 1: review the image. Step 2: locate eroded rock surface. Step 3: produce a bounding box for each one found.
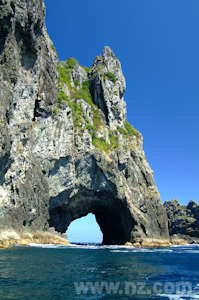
[164,199,199,243]
[0,0,169,246]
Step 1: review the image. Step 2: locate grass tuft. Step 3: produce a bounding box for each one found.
[124,119,140,136]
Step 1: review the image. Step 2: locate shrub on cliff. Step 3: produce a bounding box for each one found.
[105,72,116,83]
[58,65,71,84]
[66,57,78,69]
[57,91,70,105]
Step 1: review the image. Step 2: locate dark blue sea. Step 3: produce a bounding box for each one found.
[0,244,199,300]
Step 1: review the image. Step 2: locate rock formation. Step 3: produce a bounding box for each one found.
[164,199,199,243]
[0,0,170,247]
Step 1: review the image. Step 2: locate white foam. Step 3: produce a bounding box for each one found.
[28,243,68,249]
[152,249,173,252]
[157,294,199,299]
[26,243,199,253]
[110,250,130,253]
[158,295,181,299]
[171,244,199,248]
[67,244,135,250]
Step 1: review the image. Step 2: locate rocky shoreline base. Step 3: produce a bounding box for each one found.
[1,233,198,249]
[125,239,171,248]
[0,230,70,249]
[125,235,199,248]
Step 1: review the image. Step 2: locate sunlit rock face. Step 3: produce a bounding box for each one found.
[0,0,169,244]
[89,46,126,131]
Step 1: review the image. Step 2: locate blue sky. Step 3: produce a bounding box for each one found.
[45,0,199,243]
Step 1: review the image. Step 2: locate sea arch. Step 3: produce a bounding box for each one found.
[49,189,136,245]
[47,152,168,246]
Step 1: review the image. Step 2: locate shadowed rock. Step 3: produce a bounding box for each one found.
[164,199,199,243]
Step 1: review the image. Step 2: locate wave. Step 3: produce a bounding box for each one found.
[172,244,199,248]
[27,243,135,250]
[157,294,199,299]
[27,243,69,249]
[26,243,199,254]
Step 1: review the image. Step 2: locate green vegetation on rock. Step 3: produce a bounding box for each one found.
[57,61,93,128]
[52,108,58,117]
[109,134,119,149]
[105,72,116,83]
[86,124,96,133]
[124,119,140,136]
[99,136,106,142]
[92,66,102,78]
[57,90,70,105]
[57,57,139,153]
[66,57,78,69]
[116,120,139,138]
[74,79,80,87]
[58,61,93,106]
[94,56,99,62]
[92,136,108,152]
[82,66,90,74]
[117,126,127,135]
[92,110,103,130]
[92,133,119,152]
[50,44,56,53]
[58,65,71,85]
[68,102,83,127]
[72,84,93,106]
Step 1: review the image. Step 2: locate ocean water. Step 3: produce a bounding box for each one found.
[0,244,199,300]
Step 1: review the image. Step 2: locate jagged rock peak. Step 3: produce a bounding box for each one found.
[187,199,198,210]
[92,46,121,69]
[103,46,115,57]
[89,46,126,130]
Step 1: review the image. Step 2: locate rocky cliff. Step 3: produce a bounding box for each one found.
[164,199,199,243]
[0,0,170,247]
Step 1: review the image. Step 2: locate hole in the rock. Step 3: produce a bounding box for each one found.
[66,213,102,244]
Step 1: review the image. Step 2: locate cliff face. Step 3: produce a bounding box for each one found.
[164,199,199,242]
[0,0,58,235]
[0,0,169,245]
